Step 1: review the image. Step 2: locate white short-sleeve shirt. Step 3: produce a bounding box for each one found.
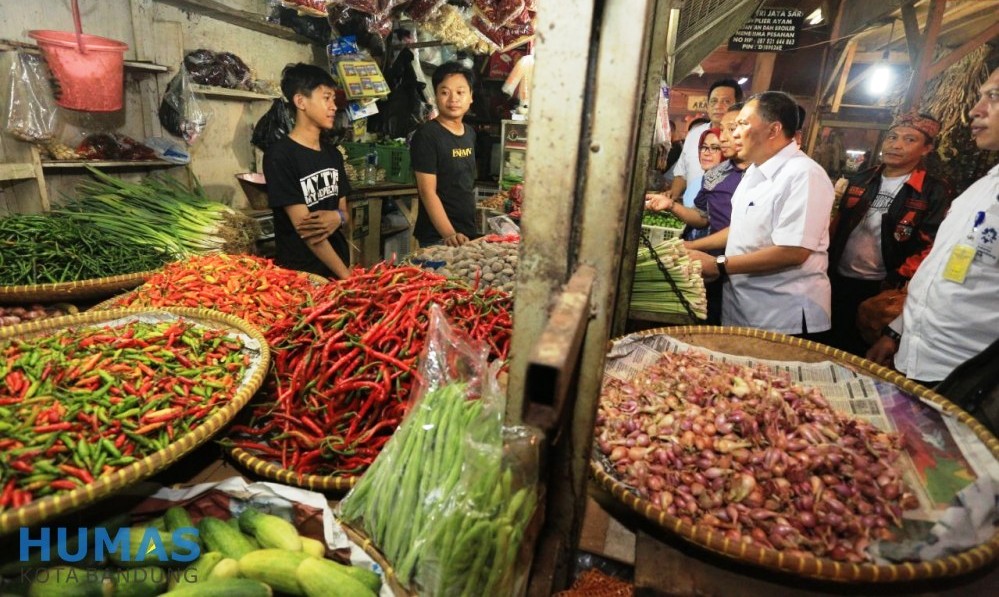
[894,164,999,382]
[674,122,709,207]
[722,142,835,334]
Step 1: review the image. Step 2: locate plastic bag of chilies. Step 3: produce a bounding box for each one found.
[184,49,253,90]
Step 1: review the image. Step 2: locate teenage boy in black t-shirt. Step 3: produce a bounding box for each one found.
[264,63,351,279]
[411,62,478,247]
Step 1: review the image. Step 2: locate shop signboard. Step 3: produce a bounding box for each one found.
[687,95,708,112]
[728,7,804,52]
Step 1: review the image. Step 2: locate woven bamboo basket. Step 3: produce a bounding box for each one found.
[591,326,999,583]
[0,307,270,535]
[229,447,358,492]
[341,522,416,596]
[0,270,156,304]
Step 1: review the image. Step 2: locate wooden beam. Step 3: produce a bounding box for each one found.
[854,50,910,64]
[900,1,922,70]
[750,53,776,95]
[831,39,858,113]
[905,0,947,109]
[821,45,851,102]
[927,19,999,80]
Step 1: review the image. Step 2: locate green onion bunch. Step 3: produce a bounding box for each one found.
[631,238,708,319]
[55,167,259,258]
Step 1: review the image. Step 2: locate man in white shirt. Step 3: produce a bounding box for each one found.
[690,91,835,338]
[868,67,999,384]
[669,79,743,207]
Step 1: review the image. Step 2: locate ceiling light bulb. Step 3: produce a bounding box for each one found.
[868,64,892,95]
[737,77,748,85]
[806,8,823,25]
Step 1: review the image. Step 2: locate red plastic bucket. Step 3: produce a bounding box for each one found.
[28,30,128,112]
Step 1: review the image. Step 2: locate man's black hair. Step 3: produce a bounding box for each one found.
[709,78,744,102]
[749,91,799,140]
[280,63,336,106]
[432,61,475,93]
[796,104,807,132]
[727,102,744,113]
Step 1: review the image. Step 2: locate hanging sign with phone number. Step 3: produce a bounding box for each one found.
[728,7,804,52]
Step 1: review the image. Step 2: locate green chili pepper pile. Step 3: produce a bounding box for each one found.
[228,263,513,477]
[0,320,251,511]
[0,215,174,286]
[340,383,536,593]
[642,210,685,229]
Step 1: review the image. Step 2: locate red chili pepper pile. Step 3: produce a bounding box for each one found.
[107,254,318,340]
[0,320,251,511]
[481,233,520,243]
[228,263,513,477]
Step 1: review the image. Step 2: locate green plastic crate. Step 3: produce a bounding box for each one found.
[340,142,414,185]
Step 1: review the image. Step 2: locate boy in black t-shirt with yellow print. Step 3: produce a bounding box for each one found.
[411,62,478,247]
[264,63,352,279]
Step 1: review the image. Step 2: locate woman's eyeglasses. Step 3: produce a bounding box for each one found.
[699,145,722,153]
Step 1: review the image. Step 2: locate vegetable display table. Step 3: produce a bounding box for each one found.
[346,183,418,266]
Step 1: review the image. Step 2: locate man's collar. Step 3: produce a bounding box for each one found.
[754,140,799,180]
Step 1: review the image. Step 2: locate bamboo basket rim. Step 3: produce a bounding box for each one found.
[341,521,416,596]
[0,307,271,535]
[591,325,999,583]
[229,447,358,493]
[0,270,157,304]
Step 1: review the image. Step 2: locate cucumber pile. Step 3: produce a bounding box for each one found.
[6,506,381,597]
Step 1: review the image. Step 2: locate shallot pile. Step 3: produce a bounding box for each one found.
[596,350,918,563]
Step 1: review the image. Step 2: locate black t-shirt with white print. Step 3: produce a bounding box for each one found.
[263,136,351,277]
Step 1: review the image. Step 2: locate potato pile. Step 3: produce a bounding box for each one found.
[414,241,518,293]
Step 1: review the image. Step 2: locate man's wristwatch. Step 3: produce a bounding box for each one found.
[881,326,902,343]
[715,255,729,279]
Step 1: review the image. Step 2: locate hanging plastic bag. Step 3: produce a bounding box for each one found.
[339,305,539,596]
[158,66,211,145]
[251,98,295,152]
[184,49,253,90]
[4,52,59,142]
[406,0,446,20]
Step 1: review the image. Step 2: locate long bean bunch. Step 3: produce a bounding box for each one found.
[0,215,172,285]
[340,383,535,594]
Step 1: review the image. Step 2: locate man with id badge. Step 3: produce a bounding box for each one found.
[868,67,999,385]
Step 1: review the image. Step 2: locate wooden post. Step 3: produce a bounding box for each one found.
[750,53,776,95]
[831,40,858,113]
[904,0,947,110]
[900,1,922,70]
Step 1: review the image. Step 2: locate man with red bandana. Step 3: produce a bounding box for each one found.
[868,67,999,385]
[827,112,952,356]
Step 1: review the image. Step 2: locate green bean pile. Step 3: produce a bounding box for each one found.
[0,215,173,286]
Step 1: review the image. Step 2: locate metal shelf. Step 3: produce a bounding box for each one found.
[0,39,169,73]
[41,159,177,169]
[155,0,315,45]
[190,84,281,101]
